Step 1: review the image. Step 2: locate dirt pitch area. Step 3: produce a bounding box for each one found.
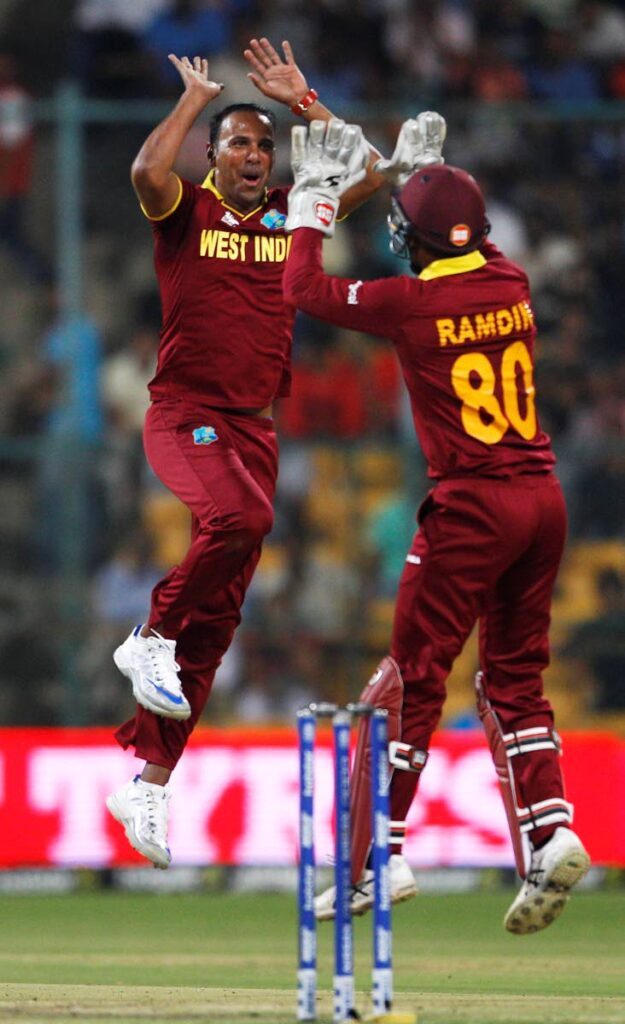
[1,984,625,1024]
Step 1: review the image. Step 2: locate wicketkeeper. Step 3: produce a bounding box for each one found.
[282,115,590,935]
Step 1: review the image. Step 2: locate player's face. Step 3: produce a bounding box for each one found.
[212,111,275,212]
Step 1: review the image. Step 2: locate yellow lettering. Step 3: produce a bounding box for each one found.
[239,234,249,260]
[520,301,534,329]
[452,341,537,445]
[216,231,229,258]
[437,319,458,347]
[261,236,275,261]
[200,229,219,257]
[252,232,290,262]
[512,303,522,332]
[457,316,477,345]
[475,312,496,340]
[228,233,239,259]
[452,352,507,444]
[496,308,514,335]
[502,340,537,440]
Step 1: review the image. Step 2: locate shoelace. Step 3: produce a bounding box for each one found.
[141,787,167,843]
[330,878,372,910]
[145,631,181,688]
[144,790,159,838]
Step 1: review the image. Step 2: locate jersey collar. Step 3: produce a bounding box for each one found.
[418,250,486,281]
[201,168,268,221]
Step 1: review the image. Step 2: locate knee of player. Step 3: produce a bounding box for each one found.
[222,497,274,547]
[242,497,274,542]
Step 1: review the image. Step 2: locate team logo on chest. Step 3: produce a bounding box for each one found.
[221,211,240,227]
[261,208,287,230]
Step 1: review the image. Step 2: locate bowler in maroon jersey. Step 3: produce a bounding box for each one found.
[282,127,590,934]
[105,42,388,868]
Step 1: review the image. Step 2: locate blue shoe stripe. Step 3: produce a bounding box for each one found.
[133,624,143,637]
[150,681,185,706]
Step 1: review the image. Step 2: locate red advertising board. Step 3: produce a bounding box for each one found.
[0,727,623,868]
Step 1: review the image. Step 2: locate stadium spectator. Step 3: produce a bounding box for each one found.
[78,528,163,723]
[560,565,625,710]
[578,1,625,63]
[105,40,387,869]
[101,322,157,436]
[283,120,590,934]
[474,0,542,65]
[470,37,530,101]
[0,52,50,283]
[71,0,169,97]
[525,26,602,100]
[573,450,625,536]
[383,0,475,98]
[1,0,625,738]
[141,0,243,96]
[32,293,106,572]
[364,490,419,598]
[279,327,369,440]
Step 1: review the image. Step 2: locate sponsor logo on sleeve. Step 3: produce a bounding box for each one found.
[192,426,218,445]
[347,280,363,305]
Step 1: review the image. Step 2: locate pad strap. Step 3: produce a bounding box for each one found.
[389,820,407,848]
[503,727,562,757]
[518,797,573,834]
[389,741,428,774]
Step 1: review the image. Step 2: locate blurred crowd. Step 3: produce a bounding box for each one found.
[6,1,625,105]
[0,0,624,729]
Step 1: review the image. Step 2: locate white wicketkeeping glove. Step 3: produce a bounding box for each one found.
[286,118,369,236]
[374,111,447,188]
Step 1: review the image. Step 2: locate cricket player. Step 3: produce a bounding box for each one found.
[105,40,438,870]
[282,119,590,934]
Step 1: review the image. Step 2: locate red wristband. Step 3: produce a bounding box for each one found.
[290,88,319,116]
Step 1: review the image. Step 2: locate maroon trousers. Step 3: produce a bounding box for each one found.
[115,400,278,769]
[390,474,568,847]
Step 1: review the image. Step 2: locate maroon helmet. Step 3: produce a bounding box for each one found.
[388,164,490,259]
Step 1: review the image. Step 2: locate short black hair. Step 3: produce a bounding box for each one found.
[208,103,277,147]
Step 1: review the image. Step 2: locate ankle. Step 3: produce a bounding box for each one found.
[532,825,564,850]
[141,764,172,786]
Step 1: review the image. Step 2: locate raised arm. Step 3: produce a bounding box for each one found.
[131,55,224,218]
[282,120,409,337]
[243,37,384,216]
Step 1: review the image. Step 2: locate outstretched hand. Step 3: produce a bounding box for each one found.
[168,54,224,103]
[244,38,308,108]
[375,111,447,188]
[286,118,369,236]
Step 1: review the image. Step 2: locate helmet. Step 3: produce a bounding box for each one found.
[388,164,490,259]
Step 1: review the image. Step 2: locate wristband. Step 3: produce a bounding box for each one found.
[290,88,318,116]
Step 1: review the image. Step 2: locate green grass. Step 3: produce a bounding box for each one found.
[0,889,623,1022]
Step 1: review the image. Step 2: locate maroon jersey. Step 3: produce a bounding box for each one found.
[283,231,555,480]
[146,172,294,408]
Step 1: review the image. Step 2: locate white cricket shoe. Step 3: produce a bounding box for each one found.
[114,625,190,720]
[315,853,417,921]
[505,827,590,935]
[106,776,172,869]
